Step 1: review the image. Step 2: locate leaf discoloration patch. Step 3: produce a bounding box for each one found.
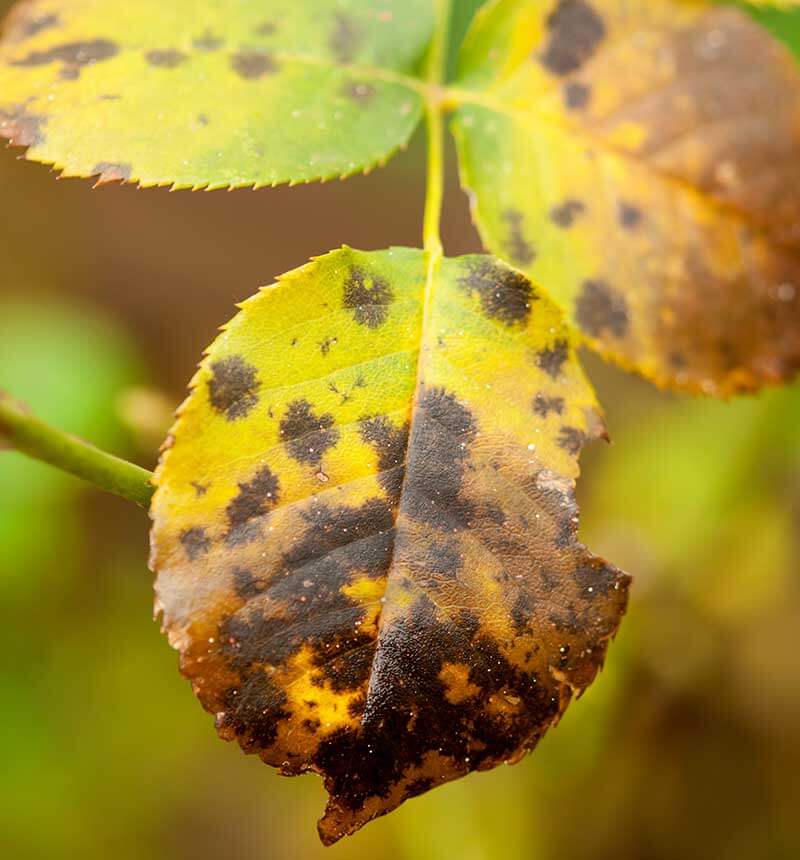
[151,248,629,845]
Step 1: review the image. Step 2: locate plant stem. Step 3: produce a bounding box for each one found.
[0,391,154,509]
[422,0,451,261]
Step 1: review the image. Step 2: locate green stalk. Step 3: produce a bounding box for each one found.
[0,390,154,509]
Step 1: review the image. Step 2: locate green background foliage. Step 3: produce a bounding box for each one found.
[2,1,800,858]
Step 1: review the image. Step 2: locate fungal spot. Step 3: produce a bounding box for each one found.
[193,31,223,51]
[0,106,46,147]
[225,466,281,544]
[458,258,536,326]
[618,202,642,229]
[533,393,565,417]
[403,387,477,530]
[180,527,210,561]
[550,199,585,228]
[320,336,338,356]
[208,355,260,420]
[92,162,132,184]
[255,21,277,36]
[537,339,569,378]
[233,567,267,600]
[330,13,361,63]
[501,209,536,265]
[197,113,210,126]
[564,81,591,110]
[10,39,118,77]
[9,12,60,42]
[218,671,289,750]
[540,0,606,76]
[343,81,376,103]
[575,280,629,338]
[359,415,409,495]
[280,399,339,465]
[343,268,394,328]
[145,49,187,68]
[574,563,618,598]
[191,481,208,496]
[230,51,278,79]
[557,426,585,455]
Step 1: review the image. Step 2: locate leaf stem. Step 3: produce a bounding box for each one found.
[422,0,451,260]
[0,390,154,509]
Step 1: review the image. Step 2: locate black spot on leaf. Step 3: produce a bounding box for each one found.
[618,202,642,229]
[180,527,210,561]
[280,399,339,465]
[193,31,223,51]
[550,199,585,228]
[458,259,536,326]
[403,388,477,530]
[359,415,410,496]
[233,567,267,601]
[537,339,569,378]
[575,280,629,338]
[557,426,585,455]
[218,671,290,751]
[533,393,565,417]
[501,209,536,265]
[208,355,260,420]
[226,466,280,544]
[10,12,60,42]
[343,268,394,328]
[10,39,118,77]
[145,49,187,68]
[330,13,361,63]
[564,81,591,110]
[230,51,278,79]
[541,0,606,76]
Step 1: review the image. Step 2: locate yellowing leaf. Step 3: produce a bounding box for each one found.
[0,0,431,187]
[149,247,630,844]
[451,0,800,394]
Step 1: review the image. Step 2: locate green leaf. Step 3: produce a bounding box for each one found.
[0,0,432,187]
[451,0,800,395]
[150,246,629,844]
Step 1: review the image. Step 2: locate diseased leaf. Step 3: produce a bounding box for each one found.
[150,247,630,844]
[0,0,431,187]
[451,0,800,394]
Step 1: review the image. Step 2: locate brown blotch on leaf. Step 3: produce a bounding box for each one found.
[230,51,278,79]
[343,268,394,328]
[145,49,187,68]
[533,393,565,417]
[0,106,46,147]
[10,39,118,77]
[618,202,642,229]
[92,162,132,184]
[550,199,585,228]
[225,465,280,545]
[233,567,267,601]
[564,81,591,110]
[280,399,339,466]
[501,209,536,266]
[256,21,277,36]
[537,339,569,378]
[575,279,629,338]
[208,355,260,420]
[330,13,361,63]
[458,258,536,326]
[180,527,210,561]
[540,0,606,76]
[217,671,290,751]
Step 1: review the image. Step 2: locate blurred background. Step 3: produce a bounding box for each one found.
[2,2,800,859]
